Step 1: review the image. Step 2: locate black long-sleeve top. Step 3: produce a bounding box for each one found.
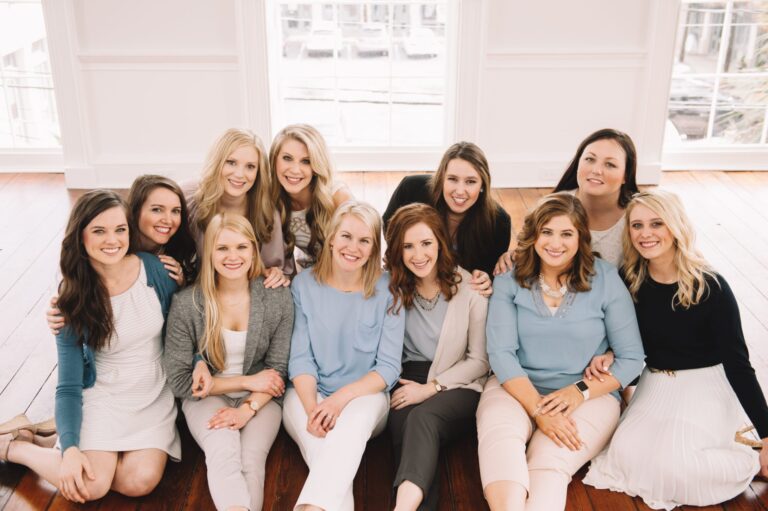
[382,174,512,277]
[634,273,768,437]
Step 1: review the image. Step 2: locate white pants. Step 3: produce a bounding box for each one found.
[282,388,389,511]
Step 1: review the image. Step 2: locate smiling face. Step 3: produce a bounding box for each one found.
[629,204,675,264]
[220,144,260,199]
[576,138,626,200]
[330,214,374,274]
[441,158,482,215]
[275,137,314,198]
[212,228,255,281]
[402,222,439,281]
[82,206,130,267]
[137,187,181,250]
[534,214,579,273]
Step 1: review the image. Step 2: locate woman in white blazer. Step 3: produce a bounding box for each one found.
[384,203,490,511]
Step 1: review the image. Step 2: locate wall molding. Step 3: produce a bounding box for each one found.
[663,147,768,171]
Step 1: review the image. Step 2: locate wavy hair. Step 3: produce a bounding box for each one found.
[514,192,595,291]
[192,128,274,244]
[553,128,639,208]
[196,213,264,371]
[428,142,499,272]
[270,124,337,262]
[313,201,382,298]
[58,190,129,350]
[128,174,198,281]
[384,203,460,314]
[622,190,717,308]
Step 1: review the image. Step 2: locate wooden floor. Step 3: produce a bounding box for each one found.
[1,171,768,510]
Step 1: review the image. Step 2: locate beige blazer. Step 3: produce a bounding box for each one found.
[426,267,490,393]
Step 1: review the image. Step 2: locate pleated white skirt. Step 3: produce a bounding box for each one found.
[583,365,759,510]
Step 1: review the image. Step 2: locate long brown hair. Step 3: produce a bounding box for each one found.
[270,124,337,262]
[514,192,595,291]
[429,142,498,272]
[128,174,197,281]
[58,190,129,350]
[384,203,460,314]
[553,128,639,208]
[192,128,274,244]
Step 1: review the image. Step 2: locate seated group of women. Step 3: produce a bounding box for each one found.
[0,125,766,511]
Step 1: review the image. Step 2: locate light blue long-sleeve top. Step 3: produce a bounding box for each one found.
[487,258,644,400]
[288,269,405,396]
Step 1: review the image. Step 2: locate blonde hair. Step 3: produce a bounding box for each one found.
[313,201,382,298]
[193,128,274,244]
[622,190,717,308]
[270,124,336,260]
[197,213,264,371]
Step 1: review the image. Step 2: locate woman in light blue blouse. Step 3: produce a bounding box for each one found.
[283,201,405,511]
[476,192,643,511]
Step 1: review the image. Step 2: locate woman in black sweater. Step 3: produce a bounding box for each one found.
[582,189,768,510]
[383,142,511,295]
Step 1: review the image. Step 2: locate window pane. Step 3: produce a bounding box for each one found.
[0,1,61,148]
[666,1,768,146]
[713,107,765,143]
[271,1,449,147]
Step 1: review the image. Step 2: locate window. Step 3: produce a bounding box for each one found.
[665,1,768,147]
[267,1,452,148]
[0,1,61,149]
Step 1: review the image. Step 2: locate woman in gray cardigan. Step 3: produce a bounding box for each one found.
[163,213,293,511]
[384,204,490,511]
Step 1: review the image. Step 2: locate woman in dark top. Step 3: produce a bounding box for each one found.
[583,189,768,510]
[383,142,511,295]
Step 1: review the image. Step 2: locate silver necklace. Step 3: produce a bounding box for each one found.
[414,289,440,311]
[538,273,567,298]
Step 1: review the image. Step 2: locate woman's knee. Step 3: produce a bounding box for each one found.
[114,468,163,497]
[84,474,113,501]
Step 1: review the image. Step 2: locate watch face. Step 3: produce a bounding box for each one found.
[575,380,589,392]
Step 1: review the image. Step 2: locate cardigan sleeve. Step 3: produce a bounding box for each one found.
[162,291,199,399]
[55,328,85,452]
[433,284,490,389]
[486,272,527,384]
[263,286,294,379]
[601,265,645,388]
[714,277,768,437]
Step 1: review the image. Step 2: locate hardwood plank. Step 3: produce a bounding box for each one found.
[2,472,56,511]
[566,468,594,511]
[359,434,393,511]
[443,435,487,511]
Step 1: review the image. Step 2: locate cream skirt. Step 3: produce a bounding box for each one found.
[583,365,759,510]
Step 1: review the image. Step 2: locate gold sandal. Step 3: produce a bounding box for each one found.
[0,414,32,438]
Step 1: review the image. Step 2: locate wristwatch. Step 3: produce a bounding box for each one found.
[244,398,260,414]
[431,380,446,393]
[574,380,590,401]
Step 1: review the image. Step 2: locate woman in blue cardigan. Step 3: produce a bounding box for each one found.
[0,190,180,503]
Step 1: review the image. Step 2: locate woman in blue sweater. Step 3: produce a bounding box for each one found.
[0,190,180,503]
[283,201,405,511]
[476,192,644,511]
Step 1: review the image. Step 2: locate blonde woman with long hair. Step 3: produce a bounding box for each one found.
[584,190,768,509]
[270,124,352,270]
[188,128,290,288]
[283,201,405,511]
[163,213,294,511]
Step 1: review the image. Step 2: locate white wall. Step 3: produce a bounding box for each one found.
[41,0,680,188]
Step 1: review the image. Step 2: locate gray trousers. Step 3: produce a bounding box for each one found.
[183,395,282,511]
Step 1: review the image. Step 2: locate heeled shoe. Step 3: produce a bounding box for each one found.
[0,430,33,462]
[30,417,56,437]
[0,414,32,438]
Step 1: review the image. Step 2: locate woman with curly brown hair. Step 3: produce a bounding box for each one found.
[384,203,489,511]
[477,192,644,511]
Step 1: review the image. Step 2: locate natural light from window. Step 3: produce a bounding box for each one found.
[0,0,60,149]
[665,0,768,148]
[268,1,450,148]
